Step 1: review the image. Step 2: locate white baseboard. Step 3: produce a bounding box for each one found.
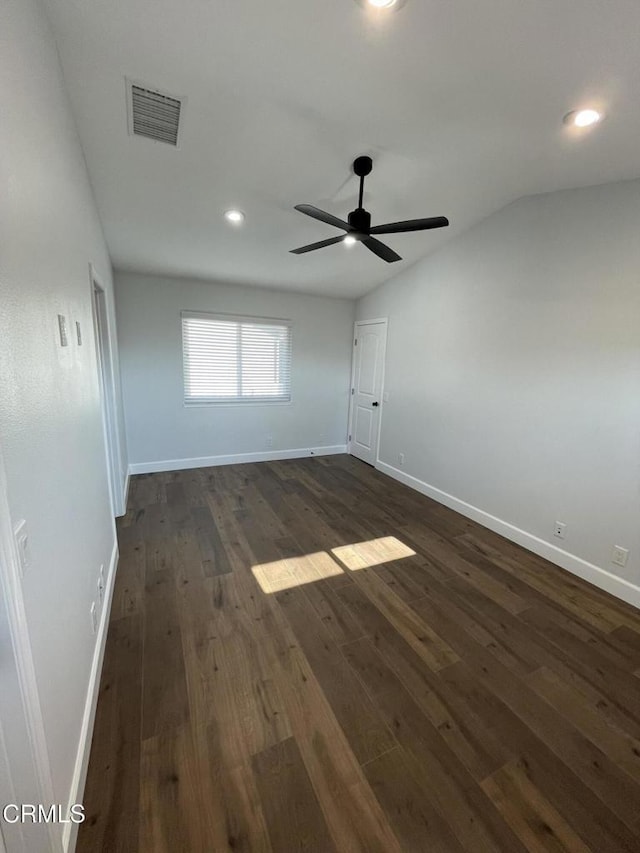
[128,444,348,476]
[377,460,640,610]
[119,469,131,517]
[62,537,119,853]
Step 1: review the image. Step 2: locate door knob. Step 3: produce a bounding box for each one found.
[372,401,379,407]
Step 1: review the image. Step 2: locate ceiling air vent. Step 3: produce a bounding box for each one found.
[127,80,185,146]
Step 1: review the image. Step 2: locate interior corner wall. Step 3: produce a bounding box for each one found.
[0,0,127,830]
[357,179,640,605]
[115,272,355,471]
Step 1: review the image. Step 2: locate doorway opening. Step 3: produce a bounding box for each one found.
[90,266,123,517]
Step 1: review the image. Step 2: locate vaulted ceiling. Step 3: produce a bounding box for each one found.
[44,0,640,297]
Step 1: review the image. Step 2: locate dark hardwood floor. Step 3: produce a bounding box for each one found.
[78,455,640,852]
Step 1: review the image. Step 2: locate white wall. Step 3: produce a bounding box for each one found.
[357,179,640,605]
[0,0,127,839]
[116,272,355,470]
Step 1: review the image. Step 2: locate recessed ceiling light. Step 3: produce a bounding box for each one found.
[564,108,603,128]
[344,235,357,245]
[368,0,397,6]
[224,209,245,224]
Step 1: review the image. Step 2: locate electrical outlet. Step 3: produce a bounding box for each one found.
[612,546,629,568]
[266,435,273,448]
[76,321,82,346]
[398,453,405,466]
[97,564,105,605]
[90,601,97,635]
[553,521,566,539]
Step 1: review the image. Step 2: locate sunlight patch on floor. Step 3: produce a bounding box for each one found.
[252,537,416,593]
[331,536,416,570]
[252,551,344,594]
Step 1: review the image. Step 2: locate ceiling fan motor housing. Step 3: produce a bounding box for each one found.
[348,207,371,233]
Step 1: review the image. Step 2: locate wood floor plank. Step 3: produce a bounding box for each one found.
[302,577,366,645]
[141,568,190,740]
[520,601,640,675]
[180,596,291,763]
[527,666,640,787]
[77,615,142,852]
[192,504,233,576]
[518,605,640,723]
[362,746,467,853]
[165,481,192,530]
[214,620,293,756]
[348,566,460,671]
[252,737,337,853]
[412,595,640,828]
[458,531,625,633]
[611,625,640,657]
[481,760,593,852]
[342,636,529,852]
[110,536,145,621]
[399,523,530,614]
[439,662,640,852]
[263,611,404,853]
[275,585,395,765]
[78,457,640,853]
[139,725,225,853]
[337,584,510,780]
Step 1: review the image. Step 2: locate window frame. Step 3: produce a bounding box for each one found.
[181,310,293,407]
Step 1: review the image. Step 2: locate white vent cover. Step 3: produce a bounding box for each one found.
[126,80,184,146]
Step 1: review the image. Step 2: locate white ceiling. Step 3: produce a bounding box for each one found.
[44,0,640,298]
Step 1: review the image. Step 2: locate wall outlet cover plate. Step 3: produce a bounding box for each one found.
[612,546,629,568]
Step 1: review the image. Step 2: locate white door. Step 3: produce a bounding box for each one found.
[0,449,54,853]
[0,599,50,853]
[349,320,386,466]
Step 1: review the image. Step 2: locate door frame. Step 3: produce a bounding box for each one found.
[347,318,388,467]
[0,443,59,852]
[89,264,124,518]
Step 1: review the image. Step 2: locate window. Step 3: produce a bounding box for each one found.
[182,311,292,404]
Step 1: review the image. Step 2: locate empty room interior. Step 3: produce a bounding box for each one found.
[3,0,640,851]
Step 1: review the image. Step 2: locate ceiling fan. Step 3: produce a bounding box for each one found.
[290,156,449,263]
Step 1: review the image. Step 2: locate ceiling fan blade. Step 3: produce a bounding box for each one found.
[290,235,346,255]
[361,237,402,263]
[294,204,350,231]
[369,216,449,235]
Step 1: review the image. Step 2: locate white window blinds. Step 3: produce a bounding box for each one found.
[182,312,292,404]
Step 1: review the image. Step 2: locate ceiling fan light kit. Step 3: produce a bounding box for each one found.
[290,156,449,263]
[224,209,245,224]
[354,0,409,11]
[563,108,603,128]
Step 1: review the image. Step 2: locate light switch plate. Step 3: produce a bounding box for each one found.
[57,314,68,347]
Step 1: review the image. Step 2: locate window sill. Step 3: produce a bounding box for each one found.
[183,400,293,409]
